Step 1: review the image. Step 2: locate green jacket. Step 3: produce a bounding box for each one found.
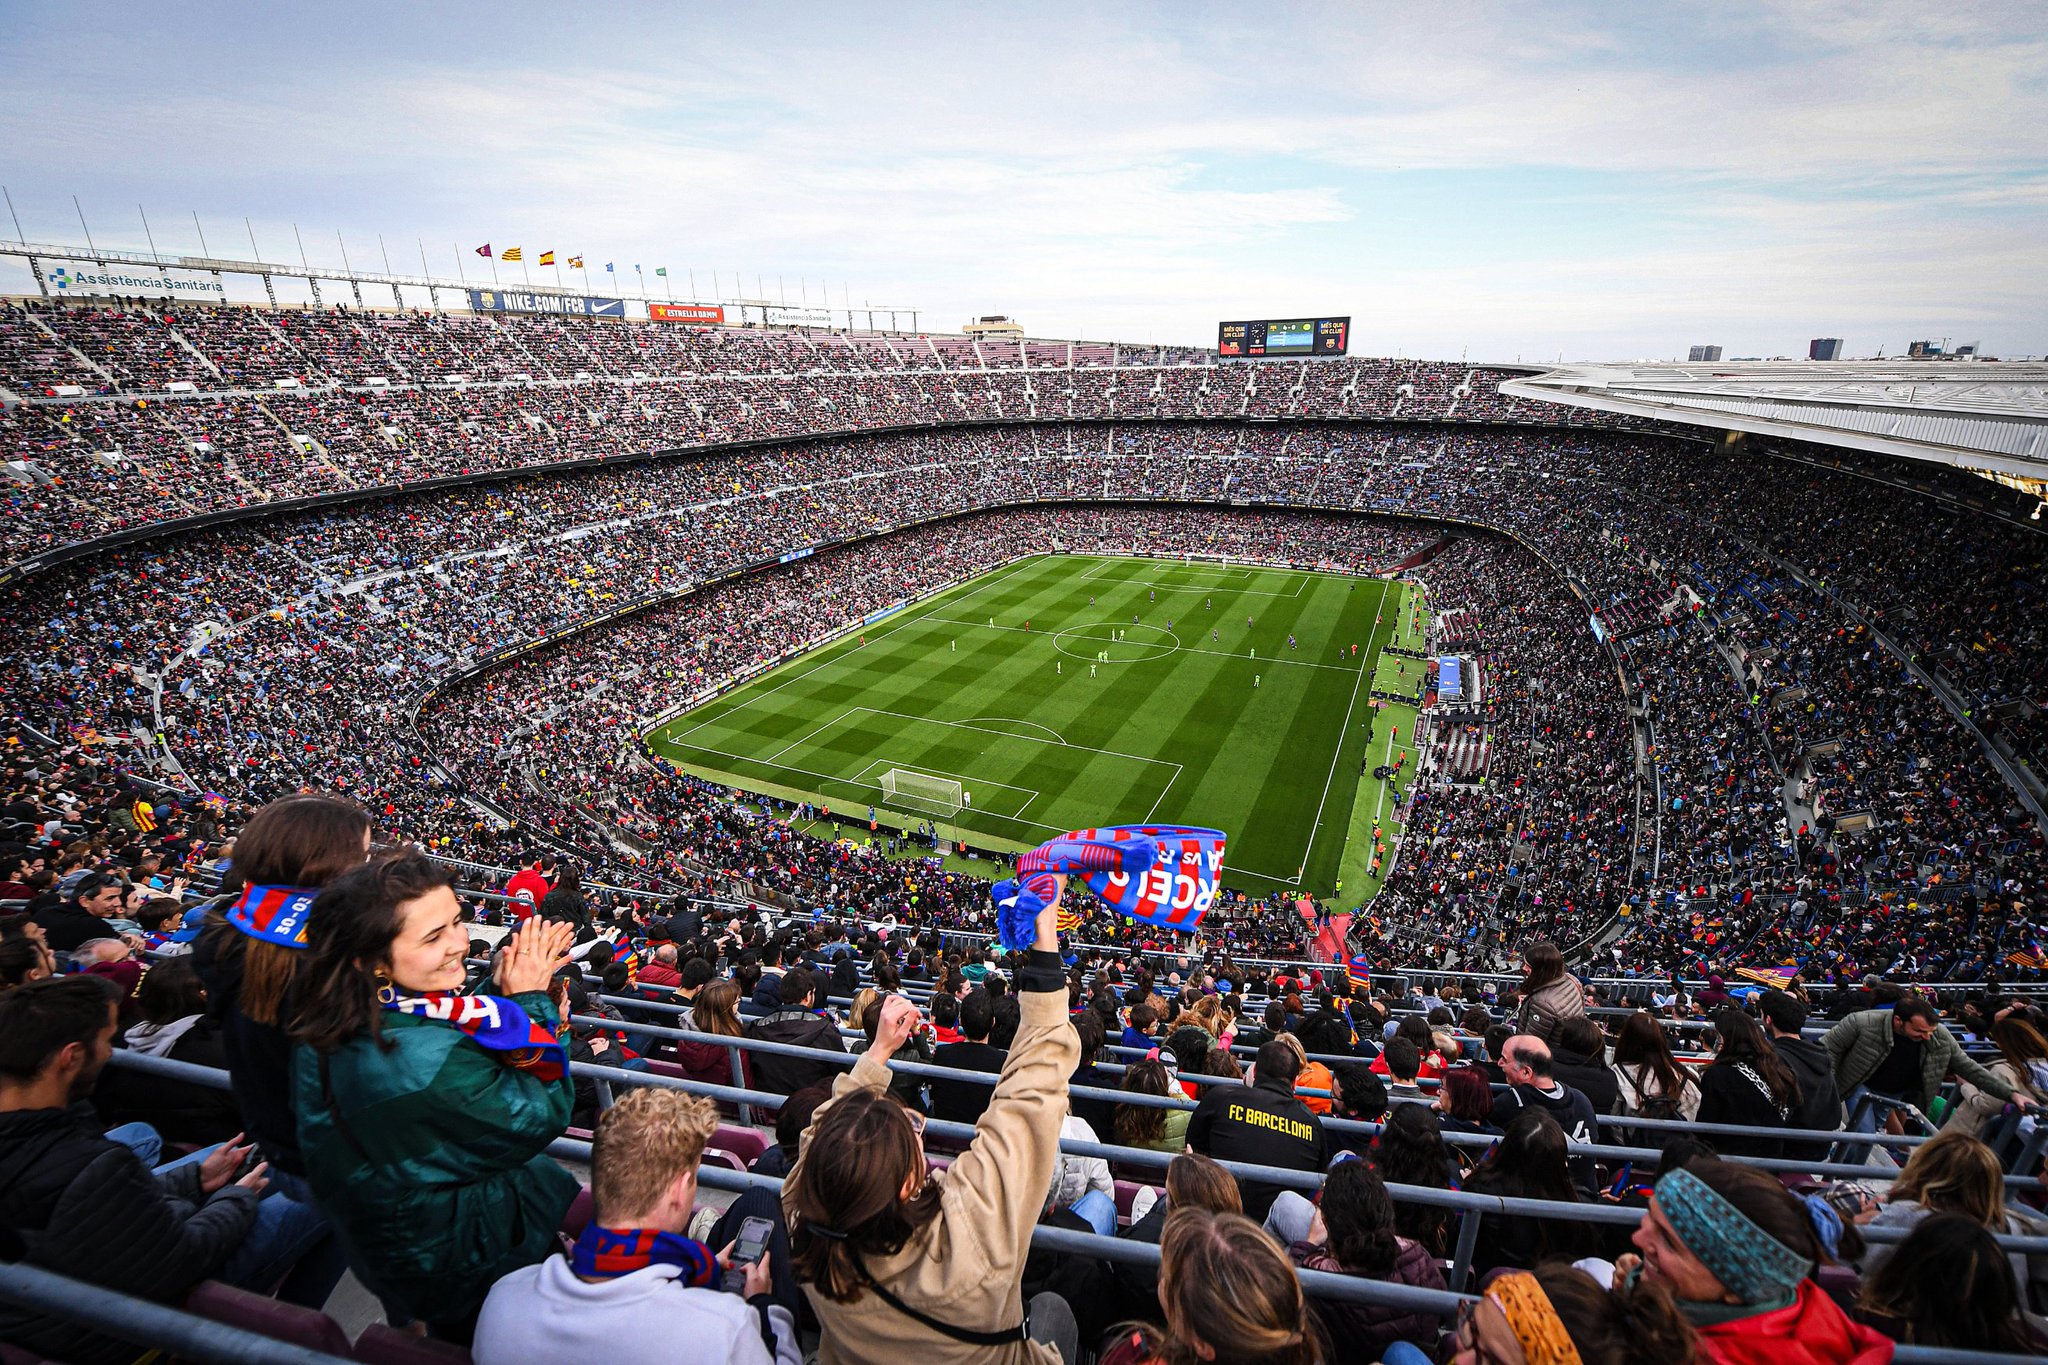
[293,991,578,1329]
[1821,1008,2013,1117]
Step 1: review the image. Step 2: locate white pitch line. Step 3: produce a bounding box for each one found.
[663,555,1045,745]
[920,615,1359,673]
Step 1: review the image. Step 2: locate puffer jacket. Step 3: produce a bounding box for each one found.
[1691,1278,1893,1365]
[0,1102,260,1365]
[293,990,579,1334]
[785,950,1079,1365]
[745,1007,847,1096]
[1516,976,1586,1046]
[1292,1235,1446,1365]
[1821,1009,2014,1116]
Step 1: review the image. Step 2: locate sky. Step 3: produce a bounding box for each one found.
[3,0,2044,361]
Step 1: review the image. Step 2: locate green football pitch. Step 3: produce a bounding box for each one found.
[647,554,1419,898]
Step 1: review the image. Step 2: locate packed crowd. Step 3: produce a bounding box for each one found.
[4,410,2044,981]
[8,781,2048,1364]
[0,297,1656,568]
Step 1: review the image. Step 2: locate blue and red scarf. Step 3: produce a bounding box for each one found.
[570,1224,717,1285]
[225,883,319,949]
[381,990,566,1083]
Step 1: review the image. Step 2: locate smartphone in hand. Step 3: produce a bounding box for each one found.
[721,1216,774,1295]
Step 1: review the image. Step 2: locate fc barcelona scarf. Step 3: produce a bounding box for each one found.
[569,1224,718,1285]
[993,825,1228,950]
[225,883,320,949]
[381,991,566,1083]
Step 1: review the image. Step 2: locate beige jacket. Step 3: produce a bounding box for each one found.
[786,984,1080,1365]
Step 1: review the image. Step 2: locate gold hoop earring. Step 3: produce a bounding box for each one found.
[375,970,398,1005]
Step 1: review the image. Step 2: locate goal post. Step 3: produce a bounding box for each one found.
[878,768,965,817]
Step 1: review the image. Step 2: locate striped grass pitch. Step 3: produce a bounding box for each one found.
[649,553,1410,897]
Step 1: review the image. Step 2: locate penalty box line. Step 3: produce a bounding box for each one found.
[674,704,1182,831]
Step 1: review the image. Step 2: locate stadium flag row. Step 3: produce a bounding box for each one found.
[1218,316,1350,358]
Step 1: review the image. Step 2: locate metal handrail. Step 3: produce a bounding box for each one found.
[0,1262,355,1365]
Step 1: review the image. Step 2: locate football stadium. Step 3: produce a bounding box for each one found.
[3,7,2048,1365]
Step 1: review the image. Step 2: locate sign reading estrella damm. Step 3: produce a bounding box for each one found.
[1218,316,1350,358]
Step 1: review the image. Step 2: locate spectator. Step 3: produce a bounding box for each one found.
[1858,1127,2048,1304]
[1546,1016,1619,1116]
[1382,1037,1425,1099]
[1373,1102,1461,1254]
[30,869,128,954]
[1282,1159,1444,1364]
[1107,1152,1241,1323]
[504,852,556,923]
[1463,1109,1601,1277]
[1068,1012,1121,1136]
[293,856,580,1340]
[745,966,847,1097]
[1757,991,1841,1156]
[1856,1213,2048,1353]
[784,887,1080,1364]
[677,978,744,1090]
[1495,1034,1599,1184]
[1696,1009,1802,1160]
[1409,1264,1696,1365]
[1187,1039,1330,1220]
[473,1085,801,1365]
[0,976,325,1365]
[753,1084,832,1179]
[190,794,372,1185]
[1621,1159,1889,1365]
[1514,941,1586,1046]
[1120,1001,1159,1052]
[1113,1057,1192,1153]
[92,957,241,1147]
[639,942,685,990]
[930,988,1005,1124]
[1098,1208,1323,1365]
[1824,995,2034,1141]
[1944,1015,2048,1135]
[1434,1063,1500,1137]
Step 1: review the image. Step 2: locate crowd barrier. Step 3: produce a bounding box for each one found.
[90,1049,2048,1365]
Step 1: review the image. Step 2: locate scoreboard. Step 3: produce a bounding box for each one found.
[1218,316,1349,358]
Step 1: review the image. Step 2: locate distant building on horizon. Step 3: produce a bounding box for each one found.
[1809,337,1843,361]
[1687,344,1722,362]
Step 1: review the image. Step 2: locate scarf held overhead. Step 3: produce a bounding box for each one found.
[993,825,1227,949]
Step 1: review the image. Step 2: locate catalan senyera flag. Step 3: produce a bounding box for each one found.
[538,251,556,266]
[501,246,523,262]
[568,255,584,269]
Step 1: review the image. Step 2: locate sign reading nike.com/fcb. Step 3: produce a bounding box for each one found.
[1073,824,1228,932]
[466,288,625,318]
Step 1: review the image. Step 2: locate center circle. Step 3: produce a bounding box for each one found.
[1052,622,1180,664]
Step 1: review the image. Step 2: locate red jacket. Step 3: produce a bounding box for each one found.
[1696,1282,1893,1365]
[503,868,550,921]
[637,960,683,989]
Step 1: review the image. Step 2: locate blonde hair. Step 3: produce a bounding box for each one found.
[1891,1128,2005,1228]
[1275,1031,1309,1070]
[1188,995,1224,1037]
[849,986,880,1033]
[1155,1209,1321,1364]
[591,1087,719,1223]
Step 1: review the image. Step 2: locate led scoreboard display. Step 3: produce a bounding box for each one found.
[1218,316,1349,358]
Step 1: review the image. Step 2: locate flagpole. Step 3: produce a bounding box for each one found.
[553,258,563,292]
[488,248,498,286]
[455,244,468,287]
[520,255,531,288]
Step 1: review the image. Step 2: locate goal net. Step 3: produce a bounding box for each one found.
[879,768,964,817]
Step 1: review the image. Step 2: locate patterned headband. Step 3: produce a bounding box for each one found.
[1485,1272,1583,1365]
[1654,1166,1812,1304]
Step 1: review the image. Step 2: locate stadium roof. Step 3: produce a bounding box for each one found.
[1501,361,2048,482]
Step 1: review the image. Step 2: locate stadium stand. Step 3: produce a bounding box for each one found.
[5,299,2048,1364]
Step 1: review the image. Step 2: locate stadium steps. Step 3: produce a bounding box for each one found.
[25,311,119,390]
